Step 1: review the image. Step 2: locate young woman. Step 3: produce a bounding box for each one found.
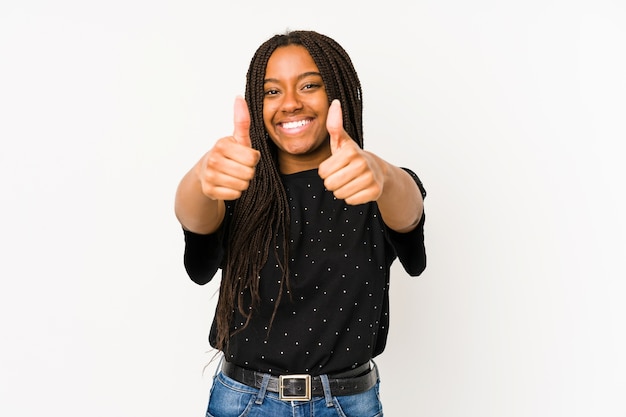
[175,30,427,417]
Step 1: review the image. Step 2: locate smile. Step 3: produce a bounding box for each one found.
[280,119,311,130]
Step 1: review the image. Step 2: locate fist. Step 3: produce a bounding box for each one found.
[318,100,385,205]
[197,96,261,200]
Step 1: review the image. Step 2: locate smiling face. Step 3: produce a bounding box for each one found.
[263,45,331,174]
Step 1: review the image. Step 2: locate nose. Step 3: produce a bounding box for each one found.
[280,89,303,113]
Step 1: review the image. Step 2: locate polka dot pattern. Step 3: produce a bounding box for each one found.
[186,168,426,375]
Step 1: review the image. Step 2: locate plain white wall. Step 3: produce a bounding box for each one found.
[1,1,624,416]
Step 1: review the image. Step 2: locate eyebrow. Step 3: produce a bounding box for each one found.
[264,71,322,84]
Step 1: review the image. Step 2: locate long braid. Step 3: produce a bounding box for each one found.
[214,30,364,353]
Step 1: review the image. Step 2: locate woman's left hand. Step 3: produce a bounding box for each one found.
[318,100,386,205]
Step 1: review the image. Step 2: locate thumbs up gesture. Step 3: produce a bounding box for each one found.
[196,96,261,200]
[318,100,385,205]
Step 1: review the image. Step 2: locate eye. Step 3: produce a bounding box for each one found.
[264,88,279,96]
[302,83,321,91]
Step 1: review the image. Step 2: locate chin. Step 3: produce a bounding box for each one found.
[285,147,313,156]
[280,140,316,155]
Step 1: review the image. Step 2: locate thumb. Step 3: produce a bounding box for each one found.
[326,99,345,154]
[233,95,252,147]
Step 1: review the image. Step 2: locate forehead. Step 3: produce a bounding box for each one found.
[264,45,320,80]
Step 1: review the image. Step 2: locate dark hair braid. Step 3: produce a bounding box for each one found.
[214,30,364,353]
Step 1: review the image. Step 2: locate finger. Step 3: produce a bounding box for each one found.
[204,169,255,193]
[330,171,381,203]
[343,189,381,206]
[202,185,245,202]
[214,136,260,168]
[233,95,252,147]
[200,155,257,200]
[205,147,258,181]
[326,99,345,154]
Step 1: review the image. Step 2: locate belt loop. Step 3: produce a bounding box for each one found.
[319,374,334,407]
[255,373,271,405]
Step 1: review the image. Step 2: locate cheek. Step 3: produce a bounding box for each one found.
[261,108,278,143]
[315,98,329,124]
[262,104,275,128]
[262,113,272,133]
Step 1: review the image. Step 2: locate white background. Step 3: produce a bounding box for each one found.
[1,1,625,416]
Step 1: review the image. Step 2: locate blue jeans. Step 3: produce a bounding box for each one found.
[205,371,384,417]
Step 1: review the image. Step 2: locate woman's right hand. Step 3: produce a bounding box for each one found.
[195,96,261,201]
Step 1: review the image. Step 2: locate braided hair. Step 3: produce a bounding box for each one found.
[214,30,364,352]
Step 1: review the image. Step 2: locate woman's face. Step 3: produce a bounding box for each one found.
[262,44,331,173]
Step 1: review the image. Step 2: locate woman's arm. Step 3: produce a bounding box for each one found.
[318,100,423,233]
[174,96,260,234]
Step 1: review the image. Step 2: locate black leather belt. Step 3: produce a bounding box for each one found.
[221,361,378,401]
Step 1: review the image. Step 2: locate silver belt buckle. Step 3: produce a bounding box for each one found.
[278,374,311,401]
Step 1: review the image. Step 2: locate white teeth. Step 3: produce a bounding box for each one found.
[282,119,310,129]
